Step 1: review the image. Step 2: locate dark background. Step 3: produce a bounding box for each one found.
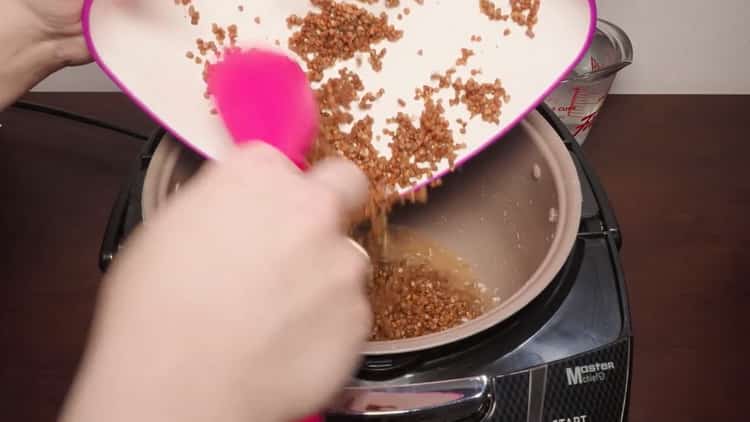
[1,94,748,421]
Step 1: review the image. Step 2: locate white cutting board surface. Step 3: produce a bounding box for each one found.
[83,0,595,192]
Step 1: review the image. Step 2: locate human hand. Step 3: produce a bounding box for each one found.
[18,0,90,66]
[60,144,372,422]
[1,0,90,108]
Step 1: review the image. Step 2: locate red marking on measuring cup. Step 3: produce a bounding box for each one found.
[573,111,598,137]
[591,57,601,72]
[567,87,582,117]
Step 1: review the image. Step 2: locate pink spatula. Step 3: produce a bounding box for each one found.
[206,48,318,168]
[207,48,322,422]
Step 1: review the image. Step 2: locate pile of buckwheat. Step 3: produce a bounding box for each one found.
[368,259,485,341]
[286,0,403,81]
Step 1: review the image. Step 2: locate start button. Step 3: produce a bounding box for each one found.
[552,416,588,422]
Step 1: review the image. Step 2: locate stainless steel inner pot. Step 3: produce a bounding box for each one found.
[141,110,582,355]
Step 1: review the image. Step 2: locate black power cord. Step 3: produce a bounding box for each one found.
[10,100,150,141]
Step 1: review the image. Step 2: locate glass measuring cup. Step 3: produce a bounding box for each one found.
[544,19,633,144]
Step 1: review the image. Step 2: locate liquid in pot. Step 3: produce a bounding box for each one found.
[361,226,496,341]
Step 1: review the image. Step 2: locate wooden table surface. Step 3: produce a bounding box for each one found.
[1,94,748,421]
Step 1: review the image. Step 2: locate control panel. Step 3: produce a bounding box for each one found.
[492,338,631,422]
